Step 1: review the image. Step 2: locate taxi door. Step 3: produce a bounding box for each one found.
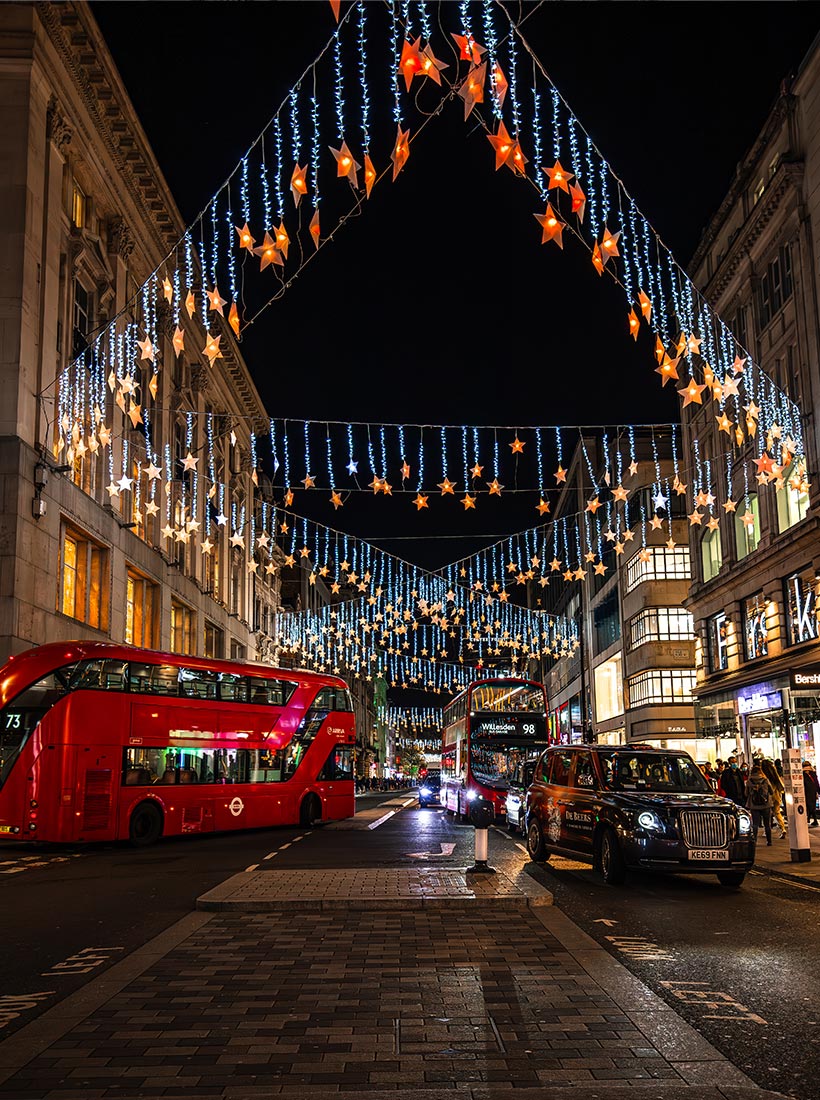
[562,750,598,856]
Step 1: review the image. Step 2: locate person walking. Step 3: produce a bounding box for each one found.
[718,755,746,805]
[745,761,774,844]
[760,756,787,838]
[802,760,820,827]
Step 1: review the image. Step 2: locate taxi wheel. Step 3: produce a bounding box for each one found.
[526,816,548,862]
[599,827,626,885]
[717,870,746,888]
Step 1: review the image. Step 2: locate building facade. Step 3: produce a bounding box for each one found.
[684,34,820,768]
[0,2,378,759]
[539,430,698,754]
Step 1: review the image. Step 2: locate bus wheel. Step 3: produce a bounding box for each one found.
[299,794,321,828]
[129,801,163,847]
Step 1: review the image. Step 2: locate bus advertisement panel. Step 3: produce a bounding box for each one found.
[440,677,548,821]
[0,641,356,845]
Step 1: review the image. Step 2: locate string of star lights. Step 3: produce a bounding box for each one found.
[40,1,811,732]
[385,707,445,735]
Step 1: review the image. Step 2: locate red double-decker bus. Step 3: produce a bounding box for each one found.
[0,641,356,845]
[441,676,549,821]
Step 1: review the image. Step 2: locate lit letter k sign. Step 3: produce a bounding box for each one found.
[792,578,818,643]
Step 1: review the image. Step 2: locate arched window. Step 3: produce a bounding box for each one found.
[735,493,761,559]
[701,527,722,582]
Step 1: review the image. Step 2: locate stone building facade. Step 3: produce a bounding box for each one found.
[683,33,820,767]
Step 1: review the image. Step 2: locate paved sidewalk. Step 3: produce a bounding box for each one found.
[751,824,820,887]
[0,868,794,1100]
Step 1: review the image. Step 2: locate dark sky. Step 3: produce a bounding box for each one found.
[89,1,820,568]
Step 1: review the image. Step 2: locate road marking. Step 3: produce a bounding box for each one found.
[41,947,124,978]
[594,918,619,927]
[245,864,259,872]
[263,852,277,860]
[406,843,457,859]
[606,935,675,962]
[660,981,767,1024]
[368,810,396,830]
[279,843,292,850]
[0,992,56,1032]
[291,835,304,842]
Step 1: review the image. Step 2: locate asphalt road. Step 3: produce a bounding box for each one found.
[1,791,818,1100]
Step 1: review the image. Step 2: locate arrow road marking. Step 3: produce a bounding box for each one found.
[406,842,457,859]
[594,918,619,926]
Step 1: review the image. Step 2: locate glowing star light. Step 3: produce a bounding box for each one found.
[235,223,255,253]
[207,285,227,315]
[677,378,706,407]
[203,332,222,365]
[290,163,308,206]
[458,61,486,119]
[172,326,185,357]
[254,232,282,271]
[391,125,410,181]
[330,141,362,188]
[534,203,565,248]
[399,37,424,91]
[569,182,586,222]
[543,160,573,193]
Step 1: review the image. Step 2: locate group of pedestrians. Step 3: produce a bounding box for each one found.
[700,754,820,844]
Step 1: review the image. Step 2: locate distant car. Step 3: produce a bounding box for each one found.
[525,744,755,888]
[418,772,441,807]
[505,759,536,834]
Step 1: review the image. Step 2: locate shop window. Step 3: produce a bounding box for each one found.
[593,588,620,654]
[625,546,691,593]
[701,526,722,582]
[743,593,769,660]
[708,612,729,672]
[230,640,246,660]
[593,654,624,723]
[734,494,760,559]
[125,568,158,649]
[777,460,809,533]
[170,598,196,655]
[758,244,792,330]
[626,669,696,707]
[784,566,819,647]
[629,608,694,649]
[59,524,109,631]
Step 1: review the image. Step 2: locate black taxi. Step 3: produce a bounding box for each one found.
[525,744,755,887]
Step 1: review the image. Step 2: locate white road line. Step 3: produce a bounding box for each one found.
[279,843,292,850]
[263,852,277,860]
[292,835,304,842]
[368,810,396,830]
[245,864,259,872]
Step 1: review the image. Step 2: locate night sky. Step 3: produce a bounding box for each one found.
[88,1,820,570]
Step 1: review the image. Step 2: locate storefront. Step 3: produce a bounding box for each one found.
[694,671,820,768]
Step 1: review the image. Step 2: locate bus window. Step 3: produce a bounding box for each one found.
[318,746,354,781]
[313,685,353,711]
[245,677,297,706]
[179,668,219,700]
[0,669,73,787]
[129,662,179,696]
[70,659,128,692]
[218,674,248,703]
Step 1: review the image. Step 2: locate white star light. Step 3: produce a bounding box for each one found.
[347,459,358,476]
[653,491,668,511]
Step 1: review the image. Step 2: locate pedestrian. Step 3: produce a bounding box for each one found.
[802,760,820,827]
[745,760,773,844]
[718,755,745,805]
[760,756,787,838]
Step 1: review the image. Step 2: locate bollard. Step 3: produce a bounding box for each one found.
[467,795,496,874]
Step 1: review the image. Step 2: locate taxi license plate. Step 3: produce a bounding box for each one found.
[689,848,728,861]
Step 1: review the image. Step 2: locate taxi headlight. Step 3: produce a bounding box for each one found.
[637,810,663,831]
[737,810,753,835]
[419,787,432,796]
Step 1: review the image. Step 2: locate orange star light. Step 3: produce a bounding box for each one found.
[421,44,448,85]
[413,493,429,511]
[461,493,476,510]
[591,240,604,276]
[555,465,567,483]
[491,62,508,106]
[488,120,516,170]
[716,411,733,435]
[458,61,486,119]
[185,290,196,319]
[438,478,456,495]
[399,37,424,91]
[363,154,377,198]
[228,302,240,338]
[451,32,486,64]
[290,163,308,207]
[391,125,410,181]
[600,226,621,264]
[678,379,707,407]
[309,209,320,250]
[172,326,185,357]
[543,160,573,193]
[254,232,282,271]
[162,277,173,303]
[235,223,255,253]
[628,309,640,340]
[509,436,525,454]
[203,332,222,365]
[330,141,361,187]
[534,203,565,248]
[569,182,586,221]
[536,499,550,516]
[655,354,680,386]
[487,479,503,496]
[638,289,652,320]
[207,285,227,315]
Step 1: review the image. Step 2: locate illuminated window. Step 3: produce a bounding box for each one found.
[71,182,85,229]
[777,460,809,533]
[626,670,696,707]
[629,608,694,649]
[59,524,108,630]
[625,546,691,593]
[743,593,769,660]
[170,599,196,655]
[784,567,819,647]
[125,568,158,649]
[734,494,761,559]
[708,612,729,671]
[593,654,624,723]
[701,526,722,582]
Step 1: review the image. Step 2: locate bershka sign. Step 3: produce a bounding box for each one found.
[791,667,820,688]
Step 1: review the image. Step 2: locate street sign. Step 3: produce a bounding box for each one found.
[782,748,811,863]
